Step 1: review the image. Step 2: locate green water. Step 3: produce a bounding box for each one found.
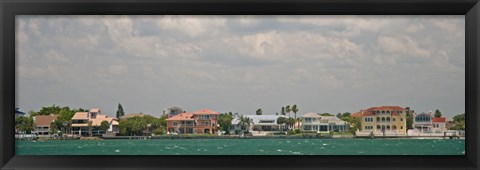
[16,139,465,155]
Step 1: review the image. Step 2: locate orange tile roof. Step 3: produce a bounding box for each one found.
[90,108,100,113]
[193,109,219,115]
[432,117,446,122]
[72,112,88,119]
[34,115,58,127]
[166,113,194,121]
[352,106,407,117]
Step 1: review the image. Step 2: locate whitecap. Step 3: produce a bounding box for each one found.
[259,150,264,152]
[292,152,301,155]
[277,149,282,152]
[322,143,328,146]
[115,150,120,152]
[286,141,290,143]
[217,147,223,149]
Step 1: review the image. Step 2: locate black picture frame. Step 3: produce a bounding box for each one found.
[1,0,479,169]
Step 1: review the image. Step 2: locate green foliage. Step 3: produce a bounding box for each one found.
[348,117,361,134]
[218,113,234,133]
[237,115,253,131]
[319,113,333,116]
[291,104,299,119]
[336,113,342,118]
[100,120,110,132]
[285,117,296,129]
[451,113,465,130]
[116,103,125,119]
[256,108,262,115]
[341,112,351,118]
[281,107,285,116]
[285,105,291,117]
[406,110,414,129]
[434,109,442,118]
[15,116,34,133]
[119,116,166,136]
[153,128,166,135]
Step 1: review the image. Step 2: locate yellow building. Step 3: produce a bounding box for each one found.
[352,106,410,134]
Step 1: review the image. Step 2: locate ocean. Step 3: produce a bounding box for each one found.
[15,139,465,155]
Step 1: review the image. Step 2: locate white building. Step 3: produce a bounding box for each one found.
[301,112,349,132]
[231,115,287,132]
[413,111,447,133]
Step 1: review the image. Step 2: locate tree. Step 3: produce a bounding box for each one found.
[285,105,291,118]
[116,103,125,119]
[100,120,110,133]
[15,117,34,133]
[218,113,234,134]
[256,108,262,115]
[238,115,253,133]
[336,113,342,118]
[291,104,299,119]
[277,117,287,131]
[341,112,351,118]
[281,107,286,116]
[285,118,296,130]
[434,109,442,118]
[451,113,465,130]
[349,117,361,134]
[87,120,93,137]
[406,110,414,129]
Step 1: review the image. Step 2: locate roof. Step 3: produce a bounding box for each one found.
[71,112,88,120]
[352,106,407,117]
[301,112,321,118]
[166,113,194,121]
[15,108,26,115]
[432,117,446,123]
[89,108,100,113]
[34,115,58,127]
[193,109,219,115]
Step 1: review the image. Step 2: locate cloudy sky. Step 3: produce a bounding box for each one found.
[15,15,465,119]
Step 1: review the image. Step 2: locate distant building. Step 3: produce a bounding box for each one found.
[166,109,219,134]
[15,108,26,118]
[301,112,349,132]
[231,115,287,132]
[413,111,447,133]
[164,106,184,118]
[33,114,58,136]
[71,108,119,136]
[352,106,408,134]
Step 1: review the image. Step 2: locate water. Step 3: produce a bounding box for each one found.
[16,139,465,155]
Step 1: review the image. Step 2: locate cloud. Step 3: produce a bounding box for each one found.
[108,65,128,75]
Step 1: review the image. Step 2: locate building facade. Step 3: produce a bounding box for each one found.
[413,111,447,133]
[301,112,349,132]
[163,106,184,118]
[33,114,58,136]
[230,115,287,132]
[166,109,219,134]
[352,106,409,134]
[71,108,119,136]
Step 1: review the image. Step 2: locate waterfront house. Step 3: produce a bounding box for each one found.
[301,112,349,132]
[33,114,58,136]
[413,111,447,133]
[352,106,409,134]
[231,115,287,132]
[166,109,219,134]
[71,108,119,136]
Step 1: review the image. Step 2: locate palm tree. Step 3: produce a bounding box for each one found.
[292,104,299,119]
[286,105,291,118]
[238,115,253,133]
[281,107,286,116]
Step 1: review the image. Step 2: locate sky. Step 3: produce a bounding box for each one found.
[15,15,465,119]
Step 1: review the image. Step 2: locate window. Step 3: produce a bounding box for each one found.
[386,117,390,122]
[401,126,403,129]
[259,120,275,123]
[376,125,381,129]
[382,111,385,114]
[173,121,177,126]
[400,118,403,121]
[376,117,380,122]
[305,118,312,123]
[393,118,396,121]
[205,121,210,126]
[199,115,210,119]
[382,117,385,122]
